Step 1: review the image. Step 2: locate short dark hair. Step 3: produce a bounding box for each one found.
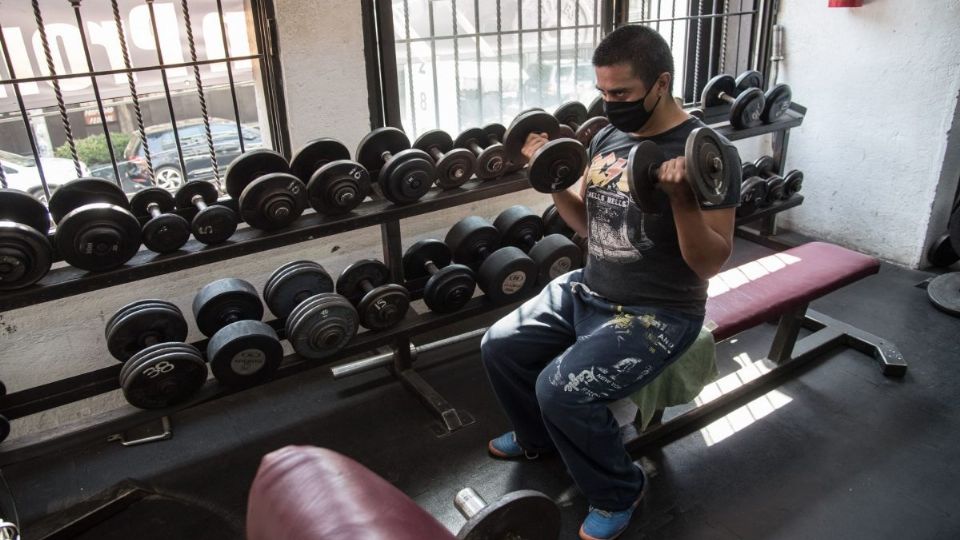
[592,25,674,92]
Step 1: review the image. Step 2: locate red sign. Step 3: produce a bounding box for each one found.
[84,107,117,125]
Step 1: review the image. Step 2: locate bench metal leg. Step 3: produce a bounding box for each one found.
[769,304,808,364]
[803,309,908,377]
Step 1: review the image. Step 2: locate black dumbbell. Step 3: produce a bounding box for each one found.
[494,205,583,286]
[445,216,538,305]
[541,204,576,239]
[105,299,190,362]
[175,181,238,245]
[0,189,53,290]
[453,487,560,540]
[761,83,793,124]
[119,342,208,410]
[586,95,605,119]
[48,178,141,272]
[503,111,588,193]
[290,138,371,216]
[356,127,436,205]
[336,260,410,330]
[262,260,335,319]
[755,155,803,201]
[701,71,766,130]
[554,101,610,147]
[225,149,308,231]
[403,239,476,314]
[625,127,740,214]
[738,177,769,217]
[454,126,507,181]
[193,278,282,386]
[130,188,190,254]
[413,130,477,190]
[285,292,359,360]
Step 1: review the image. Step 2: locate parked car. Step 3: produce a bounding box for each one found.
[91,118,263,193]
[0,149,88,204]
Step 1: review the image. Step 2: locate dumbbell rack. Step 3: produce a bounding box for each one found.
[0,105,807,468]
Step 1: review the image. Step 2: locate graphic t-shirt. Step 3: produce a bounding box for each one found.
[582,118,740,316]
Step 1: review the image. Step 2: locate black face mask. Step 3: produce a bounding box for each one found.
[603,87,662,133]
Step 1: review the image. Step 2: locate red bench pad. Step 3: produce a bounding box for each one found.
[247,446,456,540]
[705,242,879,342]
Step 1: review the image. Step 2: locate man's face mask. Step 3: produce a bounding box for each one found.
[602,82,662,133]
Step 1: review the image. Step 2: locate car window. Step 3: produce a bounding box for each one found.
[2,165,15,175]
[149,132,177,151]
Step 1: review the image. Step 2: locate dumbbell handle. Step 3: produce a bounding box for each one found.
[564,120,582,131]
[718,91,736,105]
[455,488,487,519]
[520,234,536,251]
[424,260,441,276]
[467,140,484,155]
[146,202,163,220]
[359,278,375,294]
[476,245,491,261]
[486,133,502,145]
[428,147,444,162]
[649,156,723,186]
[380,150,394,163]
[191,194,209,212]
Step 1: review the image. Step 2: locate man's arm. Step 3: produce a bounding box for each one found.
[550,166,590,238]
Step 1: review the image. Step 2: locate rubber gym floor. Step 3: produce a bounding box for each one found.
[7,234,960,539]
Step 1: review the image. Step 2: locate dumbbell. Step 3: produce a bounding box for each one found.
[0,189,53,290]
[503,111,588,193]
[587,95,605,119]
[48,178,142,271]
[494,205,583,285]
[193,278,283,386]
[755,155,803,201]
[289,138,371,215]
[403,239,476,314]
[453,487,560,540]
[356,127,436,205]
[625,126,740,214]
[412,130,476,190]
[454,126,506,181]
[105,300,206,409]
[761,82,793,124]
[541,204,576,239]
[737,176,769,217]
[130,188,190,254]
[336,260,410,330]
[700,71,766,130]
[445,216,538,305]
[263,260,359,359]
[175,181,238,245]
[554,101,610,146]
[225,149,308,231]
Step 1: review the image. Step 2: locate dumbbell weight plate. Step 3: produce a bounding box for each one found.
[355,127,411,176]
[414,130,476,190]
[55,204,142,271]
[587,95,605,118]
[445,216,502,270]
[503,112,561,166]
[0,189,51,235]
[289,138,351,184]
[175,180,218,210]
[402,239,453,281]
[730,87,765,129]
[120,343,208,410]
[927,234,959,267]
[457,489,561,540]
[494,205,543,250]
[119,341,199,386]
[454,128,504,181]
[741,162,759,181]
[528,139,587,193]
[558,124,577,140]
[783,170,804,198]
[106,301,188,362]
[626,140,667,214]
[175,182,237,244]
[735,70,764,94]
[0,222,53,291]
[336,259,391,304]
[239,172,308,231]
[482,123,506,144]
[476,246,537,305]
[764,176,785,204]
[356,283,410,330]
[307,160,370,216]
[263,260,334,319]
[528,234,583,285]
[541,205,575,239]
[685,127,736,206]
[224,149,290,200]
[700,74,737,108]
[193,278,264,337]
[737,177,768,217]
[554,101,588,129]
[131,188,190,254]
[286,292,359,359]
[575,116,610,147]
[207,320,283,386]
[754,155,777,176]
[688,108,706,120]
[423,265,475,314]
[377,149,435,204]
[130,187,175,216]
[761,84,793,124]
[48,178,130,224]
[927,272,960,316]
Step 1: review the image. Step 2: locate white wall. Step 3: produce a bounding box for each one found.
[775,0,960,267]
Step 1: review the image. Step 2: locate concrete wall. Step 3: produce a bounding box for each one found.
[775,0,960,267]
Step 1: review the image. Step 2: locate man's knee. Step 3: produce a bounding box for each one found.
[534,369,574,418]
[480,318,513,366]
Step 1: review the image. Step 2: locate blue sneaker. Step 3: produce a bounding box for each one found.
[487,431,542,460]
[578,468,648,540]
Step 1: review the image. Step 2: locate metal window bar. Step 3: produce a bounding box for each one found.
[0,0,276,205]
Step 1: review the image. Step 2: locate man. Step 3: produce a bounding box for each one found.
[480,25,740,540]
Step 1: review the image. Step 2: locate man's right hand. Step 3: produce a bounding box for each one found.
[520,132,550,163]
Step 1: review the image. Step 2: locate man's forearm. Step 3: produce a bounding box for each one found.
[670,198,732,279]
[552,183,588,237]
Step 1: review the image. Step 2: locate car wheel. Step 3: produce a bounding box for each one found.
[154,166,185,191]
[27,186,55,206]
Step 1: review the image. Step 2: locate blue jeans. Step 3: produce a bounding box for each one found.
[481,270,703,510]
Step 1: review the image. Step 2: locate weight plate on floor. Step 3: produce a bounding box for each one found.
[192,278,263,337]
[503,111,561,165]
[735,70,764,93]
[356,283,409,330]
[626,140,667,214]
[263,260,334,319]
[685,127,735,206]
[554,101,588,129]
[307,159,370,216]
[424,264,475,314]
[356,127,411,176]
[700,74,737,108]
[0,223,53,291]
[120,343,207,410]
[224,149,290,200]
[289,138,351,184]
[528,234,583,285]
[377,149,435,204]
[476,246,537,305]
[528,139,587,193]
[445,216,502,270]
[106,301,188,362]
[402,239,452,281]
[928,234,959,268]
[49,178,130,224]
[761,83,793,124]
[239,173,307,230]
[336,259,391,304]
[0,189,51,234]
[286,292,359,360]
[457,490,561,540]
[927,272,960,316]
[54,204,141,271]
[207,320,283,386]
